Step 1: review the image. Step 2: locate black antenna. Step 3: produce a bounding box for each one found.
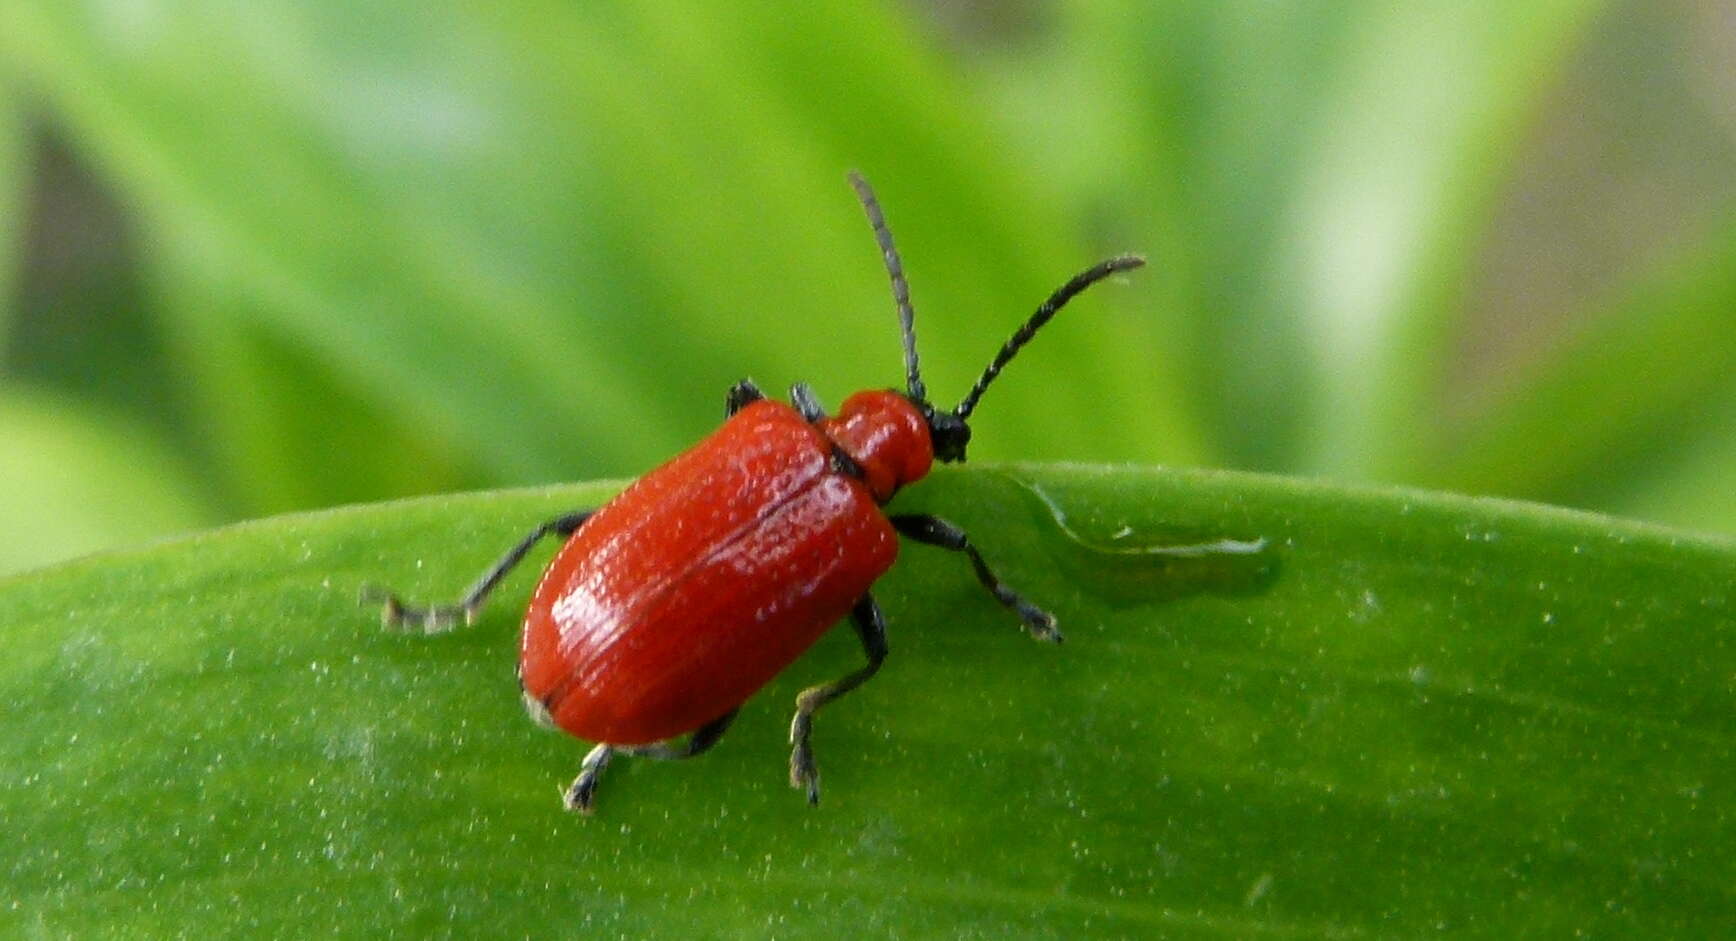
[954,254,1146,419]
[848,172,927,404]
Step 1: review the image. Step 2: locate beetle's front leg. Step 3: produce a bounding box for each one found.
[889,513,1062,643]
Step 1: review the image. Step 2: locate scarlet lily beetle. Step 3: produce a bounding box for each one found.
[363,173,1142,813]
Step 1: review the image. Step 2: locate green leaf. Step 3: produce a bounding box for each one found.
[5,465,1729,935]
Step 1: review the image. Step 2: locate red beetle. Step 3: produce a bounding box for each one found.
[365,174,1142,812]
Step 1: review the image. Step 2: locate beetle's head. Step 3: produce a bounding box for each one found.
[848,171,1142,467]
[920,406,972,463]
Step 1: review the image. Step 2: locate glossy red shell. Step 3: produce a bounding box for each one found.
[519,395,932,745]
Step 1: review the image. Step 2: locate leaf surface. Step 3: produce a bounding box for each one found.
[4,465,1730,936]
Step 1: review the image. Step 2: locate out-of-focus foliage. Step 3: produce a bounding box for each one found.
[0,388,208,573]
[0,3,1731,563]
[0,82,22,355]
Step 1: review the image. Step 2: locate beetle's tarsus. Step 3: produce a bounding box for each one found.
[563,780,598,815]
[357,585,402,627]
[565,744,612,815]
[789,711,821,804]
[360,585,472,634]
[1022,606,1063,644]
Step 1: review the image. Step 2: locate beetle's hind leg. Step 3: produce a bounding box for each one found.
[619,709,740,761]
[361,509,592,633]
[563,709,740,814]
[789,593,888,806]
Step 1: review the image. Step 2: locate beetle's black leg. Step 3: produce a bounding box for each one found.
[563,709,739,814]
[789,593,888,806]
[620,708,740,760]
[361,509,593,634]
[726,378,765,417]
[564,744,613,814]
[789,382,827,422]
[890,513,1062,643]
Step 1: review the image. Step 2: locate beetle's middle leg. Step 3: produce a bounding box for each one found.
[563,709,739,814]
[361,509,593,633]
[788,593,888,806]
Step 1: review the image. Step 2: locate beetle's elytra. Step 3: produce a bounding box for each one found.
[363,173,1143,813]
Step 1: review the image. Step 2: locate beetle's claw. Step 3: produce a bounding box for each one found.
[563,777,598,815]
[790,754,821,806]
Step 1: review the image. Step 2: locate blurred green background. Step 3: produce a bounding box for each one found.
[0,0,1732,576]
